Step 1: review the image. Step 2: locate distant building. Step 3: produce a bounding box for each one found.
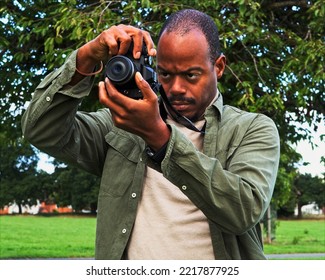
[294,202,323,216]
[0,200,73,214]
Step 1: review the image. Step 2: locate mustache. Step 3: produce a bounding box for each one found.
[168,96,196,104]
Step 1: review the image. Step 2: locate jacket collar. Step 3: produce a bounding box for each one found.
[159,91,224,123]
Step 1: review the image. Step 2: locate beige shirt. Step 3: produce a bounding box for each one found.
[126,118,215,259]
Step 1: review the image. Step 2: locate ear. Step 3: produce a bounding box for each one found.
[214,54,226,79]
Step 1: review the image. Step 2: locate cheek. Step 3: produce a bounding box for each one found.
[158,77,171,90]
[197,79,217,102]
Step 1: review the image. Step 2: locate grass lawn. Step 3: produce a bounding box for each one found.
[0,215,324,259]
[263,219,325,257]
[0,215,96,259]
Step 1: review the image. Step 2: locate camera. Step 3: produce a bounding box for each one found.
[105,43,159,99]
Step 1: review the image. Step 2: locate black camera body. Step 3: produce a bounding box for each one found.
[105,44,159,99]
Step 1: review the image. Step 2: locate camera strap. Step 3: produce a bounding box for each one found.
[158,85,206,134]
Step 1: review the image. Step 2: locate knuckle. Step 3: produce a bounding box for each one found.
[126,102,137,113]
[134,29,143,37]
[151,93,158,103]
[142,30,150,37]
[112,115,121,126]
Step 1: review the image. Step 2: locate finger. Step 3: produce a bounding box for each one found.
[133,29,156,57]
[100,26,131,57]
[118,25,155,58]
[104,77,134,107]
[98,80,111,107]
[103,37,118,57]
[99,80,124,126]
[132,29,143,59]
[135,72,157,101]
[142,30,156,56]
[98,29,121,57]
[99,79,130,121]
[114,25,139,57]
[116,32,132,56]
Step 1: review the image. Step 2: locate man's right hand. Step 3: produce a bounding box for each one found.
[71,24,156,84]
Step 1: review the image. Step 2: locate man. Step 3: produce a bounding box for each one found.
[22,9,280,259]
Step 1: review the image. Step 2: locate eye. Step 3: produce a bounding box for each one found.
[186,72,199,81]
[158,70,171,80]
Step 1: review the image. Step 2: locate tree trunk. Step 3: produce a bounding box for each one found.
[90,202,97,215]
[18,203,22,214]
[297,203,303,219]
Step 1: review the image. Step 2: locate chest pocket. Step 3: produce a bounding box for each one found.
[100,129,143,197]
[214,111,256,170]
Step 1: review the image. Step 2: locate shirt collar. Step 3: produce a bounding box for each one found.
[159,90,224,122]
[210,91,223,119]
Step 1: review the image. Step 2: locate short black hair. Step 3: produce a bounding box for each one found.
[158,9,221,64]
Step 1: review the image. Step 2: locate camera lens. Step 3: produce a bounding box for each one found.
[105,56,135,85]
[112,63,124,75]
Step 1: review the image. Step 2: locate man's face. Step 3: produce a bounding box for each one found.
[157,29,225,122]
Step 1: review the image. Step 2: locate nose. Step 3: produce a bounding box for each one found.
[169,76,186,96]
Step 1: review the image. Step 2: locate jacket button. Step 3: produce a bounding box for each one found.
[46,96,51,102]
[182,185,187,191]
[131,193,137,198]
[122,228,127,234]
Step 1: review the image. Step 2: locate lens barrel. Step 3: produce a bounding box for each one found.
[105,55,135,85]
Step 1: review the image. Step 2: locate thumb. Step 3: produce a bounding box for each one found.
[135,72,156,100]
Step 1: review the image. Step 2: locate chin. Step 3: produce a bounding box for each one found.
[187,114,200,122]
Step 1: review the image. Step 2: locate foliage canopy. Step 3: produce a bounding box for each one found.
[1,0,324,210]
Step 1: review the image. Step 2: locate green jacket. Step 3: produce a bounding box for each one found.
[22,50,280,259]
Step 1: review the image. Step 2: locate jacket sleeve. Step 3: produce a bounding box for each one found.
[161,113,280,235]
[21,50,112,176]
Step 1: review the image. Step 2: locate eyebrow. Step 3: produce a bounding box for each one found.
[157,65,204,75]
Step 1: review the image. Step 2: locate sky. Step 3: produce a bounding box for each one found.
[37,123,325,177]
[293,123,325,177]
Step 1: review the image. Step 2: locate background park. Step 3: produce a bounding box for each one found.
[0,0,324,259]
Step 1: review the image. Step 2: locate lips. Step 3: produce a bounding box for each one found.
[171,102,191,112]
[168,96,195,113]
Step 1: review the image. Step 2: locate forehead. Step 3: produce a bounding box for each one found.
[157,29,210,69]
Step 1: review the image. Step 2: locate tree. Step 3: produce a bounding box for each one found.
[1,0,324,209]
[0,131,40,213]
[52,165,100,213]
[293,173,325,218]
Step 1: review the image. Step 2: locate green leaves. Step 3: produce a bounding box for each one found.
[1,0,324,210]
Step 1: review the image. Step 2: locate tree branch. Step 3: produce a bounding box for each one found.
[265,0,311,9]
